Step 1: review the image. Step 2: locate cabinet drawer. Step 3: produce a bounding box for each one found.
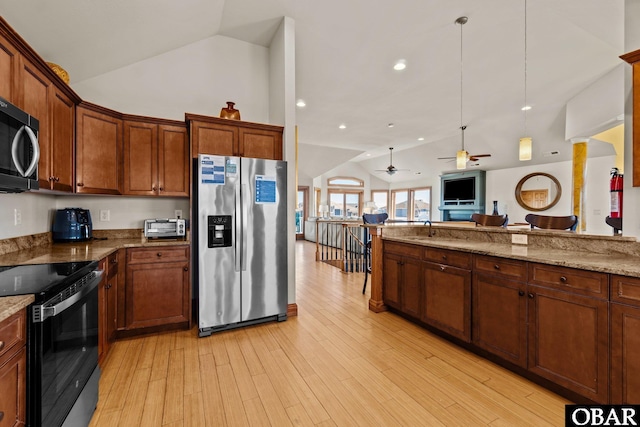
[611,275,640,307]
[474,255,527,281]
[424,247,471,269]
[0,310,26,369]
[528,263,608,299]
[384,241,421,259]
[127,246,189,264]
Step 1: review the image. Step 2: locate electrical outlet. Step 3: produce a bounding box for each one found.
[174,210,183,219]
[512,234,528,245]
[13,209,21,226]
[100,210,110,222]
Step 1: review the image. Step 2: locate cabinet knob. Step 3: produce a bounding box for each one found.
[77,182,84,187]
[528,293,534,299]
[442,255,447,260]
[49,176,54,182]
[439,265,445,271]
[159,187,164,191]
[0,411,4,421]
[494,264,500,270]
[559,276,567,283]
[0,340,4,351]
[157,252,162,257]
[183,267,188,271]
[518,290,525,296]
[55,176,60,182]
[152,187,157,191]
[111,258,117,264]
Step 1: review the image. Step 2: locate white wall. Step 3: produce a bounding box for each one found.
[0,193,56,239]
[73,35,271,123]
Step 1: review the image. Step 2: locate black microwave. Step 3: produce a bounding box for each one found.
[0,96,39,192]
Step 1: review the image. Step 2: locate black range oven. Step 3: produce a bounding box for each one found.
[0,261,103,427]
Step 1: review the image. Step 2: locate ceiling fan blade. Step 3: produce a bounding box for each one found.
[437,156,456,160]
[468,154,492,161]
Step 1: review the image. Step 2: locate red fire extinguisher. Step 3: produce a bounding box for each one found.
[610,167,623,218]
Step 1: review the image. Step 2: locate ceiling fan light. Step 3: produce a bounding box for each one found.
[456,150,467,169]
[519,137,532,161]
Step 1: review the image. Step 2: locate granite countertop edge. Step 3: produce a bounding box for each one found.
[383,236,640,277]
[0,295,35,323]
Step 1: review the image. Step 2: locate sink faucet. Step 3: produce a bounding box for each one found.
[424,220,434,237]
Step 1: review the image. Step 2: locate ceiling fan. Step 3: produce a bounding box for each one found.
[375,147,409,175]
[437,125,492,164]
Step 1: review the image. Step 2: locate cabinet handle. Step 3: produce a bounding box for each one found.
[0,411,4,421]
[157,252,162,257]
[77,182,84,187]
[494,264,500,270]
[559,276,567,283]
[439,265,445,271]
[0,340,4,351]
[518,290,525,296]
[528,293,534,299]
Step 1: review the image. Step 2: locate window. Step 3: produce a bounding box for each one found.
[296,186,308,235]
[327,177,364,187]
[390,187,431,221]
[328,190,362,218]
[371,190,388,214]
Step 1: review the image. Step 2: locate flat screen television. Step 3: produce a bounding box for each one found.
[443,176,475,201]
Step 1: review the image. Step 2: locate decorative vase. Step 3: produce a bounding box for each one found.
[46,62,70,84]
[492,200,499,215]
[220,101,240,120]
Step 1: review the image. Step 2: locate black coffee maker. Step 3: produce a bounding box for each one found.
[52,208,93,242]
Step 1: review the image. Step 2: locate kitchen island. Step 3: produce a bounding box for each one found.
[366,222,640,405]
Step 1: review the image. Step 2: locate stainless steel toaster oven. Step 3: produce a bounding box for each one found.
[144,218,186,239]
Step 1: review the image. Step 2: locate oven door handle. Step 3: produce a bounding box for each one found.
[32,270,104,323]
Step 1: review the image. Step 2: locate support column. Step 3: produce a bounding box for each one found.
[368,225,387,313]
[571,138,589,232]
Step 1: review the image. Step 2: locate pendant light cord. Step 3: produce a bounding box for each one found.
[524,0,528,136]
[456,16,467,151]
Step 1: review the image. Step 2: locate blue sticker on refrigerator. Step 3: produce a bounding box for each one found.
[255,175,276,204]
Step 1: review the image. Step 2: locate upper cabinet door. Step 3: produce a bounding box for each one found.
[123,120,158,196]
[76,104,123,195]
[191,120,238,157]
[0,32,19,103]
[49,88,75,192]
[158,124,189,197]
[239,127,283,160]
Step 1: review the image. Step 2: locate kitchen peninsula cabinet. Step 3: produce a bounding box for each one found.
[0,310,26,427]
[382,242,422,316]
[422,248,471,342]
[123,246,190,334]
[187,113,283,160]
[123,117,189,197]
[610,274,640,404]
[76,103,123,194]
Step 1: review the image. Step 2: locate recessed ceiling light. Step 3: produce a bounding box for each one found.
[296,99,306,107]
[366,153,371,157]
[418,137,425,141]
[387,123,394,128]
[338,124,346,129]
[393,60,407,71]
[521,105,532,111]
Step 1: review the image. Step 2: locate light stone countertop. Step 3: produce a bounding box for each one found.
[0,295,34,323]
[384,235,640,277]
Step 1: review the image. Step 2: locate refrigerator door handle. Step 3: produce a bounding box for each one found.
[235,183,242,272]
[241,183,248,271]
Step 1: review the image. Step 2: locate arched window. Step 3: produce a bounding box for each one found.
[327,177,364,187]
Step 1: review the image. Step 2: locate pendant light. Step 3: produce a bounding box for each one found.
[519,0,532,161]
[456,16,468,170]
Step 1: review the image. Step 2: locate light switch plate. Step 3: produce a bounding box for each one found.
[512,234,528,245]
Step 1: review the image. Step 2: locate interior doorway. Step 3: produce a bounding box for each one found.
[296,186,309,240]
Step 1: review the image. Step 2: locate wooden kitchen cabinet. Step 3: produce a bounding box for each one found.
[0,310,27,427]
[123,246,190,333]
[75,102,123,194]
[44,87,75,191]
[123,117,189,197]
[422,248,472,342]
[98,251,120,365]
[187,113,283,160]
[610,274,640,404]
[472,255,528,367]
[382,242,422,317]
[0,32,19,103]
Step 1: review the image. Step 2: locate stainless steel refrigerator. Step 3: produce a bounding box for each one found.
[194,154,288,337]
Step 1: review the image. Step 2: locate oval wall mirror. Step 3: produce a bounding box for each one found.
[515,172,562,211]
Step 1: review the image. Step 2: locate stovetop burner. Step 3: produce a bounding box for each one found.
[0,260,98,299]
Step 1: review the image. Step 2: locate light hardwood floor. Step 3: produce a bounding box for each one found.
[89,240,570,426]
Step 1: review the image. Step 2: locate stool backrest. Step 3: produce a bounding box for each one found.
[525,214,578,231]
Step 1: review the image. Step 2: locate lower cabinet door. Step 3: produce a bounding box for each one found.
[125,261,190,330]
[0,347,26,427]
[400,258,422,319]
[527,285,609,403]
[472,273,527,368]
[422,262,471,342]
[611,302,640,404]
[382,253,401,309]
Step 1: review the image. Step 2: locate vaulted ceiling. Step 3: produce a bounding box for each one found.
[0,1,626,181]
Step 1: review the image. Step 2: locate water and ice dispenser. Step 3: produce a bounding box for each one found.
[208,215,232,247]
